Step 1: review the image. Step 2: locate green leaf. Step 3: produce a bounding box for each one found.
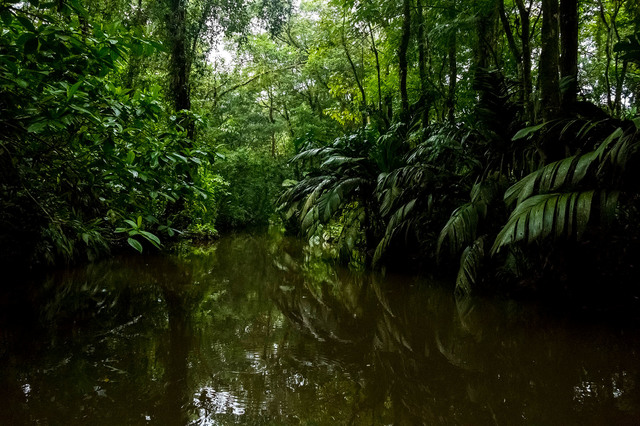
[67,80,83,99]
[139,230,161,247]
[27,120,46,133]
[17,16,36,32]
[127,237,143,253]
[0,10,13,26]
[512,122,548,141]
[456,237,486,294]
[438,199,487,256]
[492,190,602,254]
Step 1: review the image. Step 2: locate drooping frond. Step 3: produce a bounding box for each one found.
[320,155,366,169]
[596,128,638,176]
[437,180,501,257]
[376,164,435,217]
[291,146,334,163]
[456,236,486,295]
[437,201,486,257]
[300,177,366,235]
[279,176,330,219]
[504,152,599,206]
[373,199,416,265]
[492,127,637,255]
[492,190,619,254]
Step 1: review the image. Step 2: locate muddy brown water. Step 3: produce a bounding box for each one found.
[1,233,640,425]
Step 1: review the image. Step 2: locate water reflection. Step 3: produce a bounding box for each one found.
[1,233,640,425]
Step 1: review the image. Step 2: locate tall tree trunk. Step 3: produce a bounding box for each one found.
[399,0,411,120]
[368,22,387,127]
[124,0,144,88]
[417,0,429,128]
[446,1,457,124]
[596,0,622,115]
[540,0,561,121]
[283,103,295,138]
[166,0,193,137]
[560,0,579,114]
[268,88,277,157]
[498,0,521,73]
[341,19,367,126]
[475,0,498,70]
[515,0,534,122]
[614,60,628,116]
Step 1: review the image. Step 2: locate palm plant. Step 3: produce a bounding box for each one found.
[373,124,478,266]
[278,128,386,261]
[492,123,639,254]
[442,119,640,294]
[437,177,506,293]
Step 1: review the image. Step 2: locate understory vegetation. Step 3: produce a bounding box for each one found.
[2,0,640,298]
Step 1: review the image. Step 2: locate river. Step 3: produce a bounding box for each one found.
[1,233,639,425]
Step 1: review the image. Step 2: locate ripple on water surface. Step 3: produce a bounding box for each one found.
[1,233,640,425]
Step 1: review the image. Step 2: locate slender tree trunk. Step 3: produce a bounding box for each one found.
[560,0,579,114]
[597,0,617,114]
[166,0,193,137]
[283,103,295,138]
[168,0,190,112]
[124,0,144,88]
[499,0,521,71]
[163,0,194,223]
[417,0,430,128]
[614,59,628,116]
[269,89,276,158]
[368,22,386,126]
[341,21,367,126]
[515,0,534,122]
[540,0,561,120]
[446,1,457,124]
[475,0,498,70]
[399,0,411,119]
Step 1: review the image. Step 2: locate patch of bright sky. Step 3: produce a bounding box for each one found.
[208,0,303,67]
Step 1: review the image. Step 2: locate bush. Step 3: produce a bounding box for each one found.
[213,148,292,230]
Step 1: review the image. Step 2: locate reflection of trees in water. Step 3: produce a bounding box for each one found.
[271,243,640,425]
[0,255,205,425]
[2,234,640,425]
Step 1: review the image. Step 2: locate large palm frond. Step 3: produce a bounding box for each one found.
[278,131,379,253]
[492,191,619,254]
[456,236,487,295]
[493,126,638,254]
[437,179,502,257]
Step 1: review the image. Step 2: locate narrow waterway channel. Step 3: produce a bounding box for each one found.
[1,233,640,425]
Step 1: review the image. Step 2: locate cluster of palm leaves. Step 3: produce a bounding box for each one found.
[279,129,383,261]
[440,119,640,293]
[280,65,640,294]
[279,122,479,266]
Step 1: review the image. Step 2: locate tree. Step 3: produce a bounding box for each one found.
[540,0,561,120]
[560,0,579,112]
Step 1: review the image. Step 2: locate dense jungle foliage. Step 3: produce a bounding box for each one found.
[1,0,640,297]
